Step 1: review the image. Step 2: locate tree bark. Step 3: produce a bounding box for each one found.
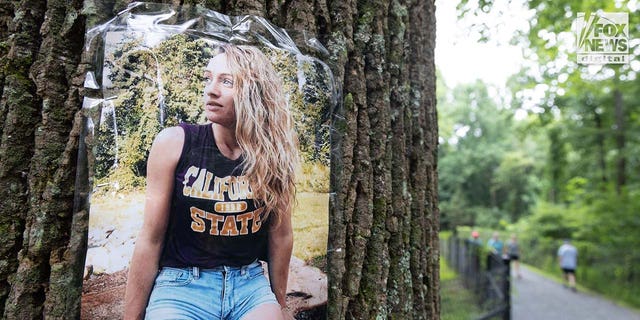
[0,0,88,318]
[0,0,438,318]
[326,0,439,318]
[613,88,625,194]
[593,110,607,187]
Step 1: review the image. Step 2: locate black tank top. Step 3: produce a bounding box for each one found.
[159,123,269,268]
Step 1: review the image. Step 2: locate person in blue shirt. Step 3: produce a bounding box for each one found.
[487,232,504,256]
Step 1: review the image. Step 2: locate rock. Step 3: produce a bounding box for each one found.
[84,265,93,280]
[285,256,327,314]
[85,245,134,274]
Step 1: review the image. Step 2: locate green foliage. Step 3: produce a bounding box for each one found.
[473,207,510,230]
[438,80,541,229]
[518,201,579,239]
[503,0,640,199]
[93,34,333,192]
[492,151,537,220]
[451,1,640,307]
[267,50,333,165]
[292,192,329,261]
[545,124,569,202]
[296,161,330,193]
[95,34,211,191]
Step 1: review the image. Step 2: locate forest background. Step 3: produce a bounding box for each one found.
[437,0,640,308]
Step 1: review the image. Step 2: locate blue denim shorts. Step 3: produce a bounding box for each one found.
[145,261,278,320]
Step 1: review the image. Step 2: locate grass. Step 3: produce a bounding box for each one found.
[89,191,145,231]
[440,259,482,320]
[291,192,329,263]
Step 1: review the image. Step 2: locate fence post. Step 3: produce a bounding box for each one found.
[463,239,470,288]
[471,242,480,297]
[502,256,511,320]
[449,237,456,271]
[455,238,461,273]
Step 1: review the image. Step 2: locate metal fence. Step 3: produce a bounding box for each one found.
[442,236,511,320]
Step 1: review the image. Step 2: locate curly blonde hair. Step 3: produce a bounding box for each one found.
[214,44,298,225]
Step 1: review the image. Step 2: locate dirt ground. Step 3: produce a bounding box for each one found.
[81,270,127,320]
[81,258,327,319]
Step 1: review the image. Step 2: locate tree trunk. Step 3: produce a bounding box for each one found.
[613,88,625,194]
[547,126,563,203]
[325,0,439,318]
[0,0,438,319]
[593,110,607,187]
[0,0,88,318]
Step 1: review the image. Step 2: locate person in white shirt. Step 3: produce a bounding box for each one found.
[557,239,578,292]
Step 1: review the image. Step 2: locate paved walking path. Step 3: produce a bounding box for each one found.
[512,265,640,320]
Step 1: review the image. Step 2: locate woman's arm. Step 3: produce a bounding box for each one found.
[123,127,184,320]
[267,211,294,315]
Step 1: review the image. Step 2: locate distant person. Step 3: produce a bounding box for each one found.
[470,230,482,246]
[507,234,522,279]
[486,232,505,269]
[487,232,504,256]
[558,239,578,292]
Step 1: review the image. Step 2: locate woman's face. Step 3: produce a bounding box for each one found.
[203,53,236,128]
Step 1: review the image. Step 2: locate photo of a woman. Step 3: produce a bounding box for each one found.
[123,44,298,320]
